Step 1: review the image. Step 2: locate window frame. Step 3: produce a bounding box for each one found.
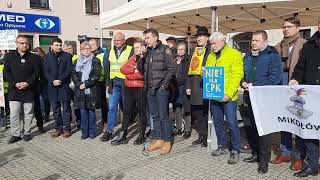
[85,0,100,15]
[29,0,52,10]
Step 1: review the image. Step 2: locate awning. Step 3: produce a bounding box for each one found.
[100,0,320,35]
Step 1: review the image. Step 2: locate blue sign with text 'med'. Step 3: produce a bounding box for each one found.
[203,66,224,100]
[0,11,60,33]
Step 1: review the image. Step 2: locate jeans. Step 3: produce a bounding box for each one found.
[9,101,33,137]
[211,101,240,153]
[107,78,125,133]
[304,139,319,171]
[147,87,172,141]
[52,101,71,132]
[80,108,97,138]
[280,131,305,159]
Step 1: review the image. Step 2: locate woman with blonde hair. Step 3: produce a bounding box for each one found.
[72,42,101,139]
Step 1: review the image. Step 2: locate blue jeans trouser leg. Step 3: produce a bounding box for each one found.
[147,88,171,141]
[280,132,305,159]
[107,79,124,133]
[211,101,240,153]
[88,109,97,137]
[80,108,89,138]
[304,139,319,171]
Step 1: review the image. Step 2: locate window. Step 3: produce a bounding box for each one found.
[30,0,50,10]
[85,0,100,15]
[299,29,311,40]
[39,35,58,54]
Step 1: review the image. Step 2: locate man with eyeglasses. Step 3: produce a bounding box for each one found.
[3,35,40,143]
[271,17,307,171]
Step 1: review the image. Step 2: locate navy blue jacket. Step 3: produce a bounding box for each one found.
[243,46,283,86]
[44,51,72,102]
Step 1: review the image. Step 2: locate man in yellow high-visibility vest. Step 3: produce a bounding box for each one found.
[0,50,9,128]
[88,39,108,132]
[100,32,133,141]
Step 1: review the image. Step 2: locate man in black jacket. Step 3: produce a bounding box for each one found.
[138,28,176,155]
[4,35,40,143]
[289,19,320,178]
[44,38,73,138]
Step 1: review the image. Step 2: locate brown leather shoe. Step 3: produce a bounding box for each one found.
[147,140,164,152]
[160,141,172,155]
[290,160,303,171]
[50,131,62,138]
[271,155,291,164]
[63,131,72,138]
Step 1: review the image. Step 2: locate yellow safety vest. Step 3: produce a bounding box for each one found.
[109,46,132,79]
[0,64,9,93]
[72,55,78,64]
[96,53,105,82]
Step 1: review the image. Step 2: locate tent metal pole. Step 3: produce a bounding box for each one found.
[100,28,103,48]
[187,36,191,55]
[208,6,218,152]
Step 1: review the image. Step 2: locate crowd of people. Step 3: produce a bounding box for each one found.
[0,16,319,178]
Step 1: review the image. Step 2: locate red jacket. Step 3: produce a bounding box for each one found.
[120,55,144,88]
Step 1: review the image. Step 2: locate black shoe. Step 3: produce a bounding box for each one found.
[257,165,268,174]
[133,134,146,145]
[174,129,183,136]
[44,115,50,122]
[243,154,259,163]
[8,136,22,144]
[145,129,151,138]
[100,131,113,142]
[192,136,203,145]
[111,131,127,145]
[23,134,33,142]
[38,126,45,134]
[294,167,318,177]
[183,131,191,139]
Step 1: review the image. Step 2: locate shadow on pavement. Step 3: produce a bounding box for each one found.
[0,147,26,168]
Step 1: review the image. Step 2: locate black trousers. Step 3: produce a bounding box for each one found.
[34,91,43,128]
[98,81,108,125]
[191,103,208,138]
[121,87,147,134]
[245,103,272,168]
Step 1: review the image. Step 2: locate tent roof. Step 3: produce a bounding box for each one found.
[100,0,320,36]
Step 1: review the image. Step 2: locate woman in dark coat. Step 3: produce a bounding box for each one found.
[72,42,101,139]
[173,43,192,138]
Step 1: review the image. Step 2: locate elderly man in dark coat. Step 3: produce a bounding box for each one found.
[185,27,211,147]
[44,38,73,138]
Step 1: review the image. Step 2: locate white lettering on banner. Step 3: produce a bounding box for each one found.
[0,14,25,23]
[248,85,320,140]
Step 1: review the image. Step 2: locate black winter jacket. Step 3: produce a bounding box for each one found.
[72,57,102,109]
[4,50,40,102]
[292,31,320,85]
[138,41,176,89]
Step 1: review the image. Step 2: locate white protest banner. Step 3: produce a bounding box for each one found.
[0,29,18,50]
[249,85,320,140]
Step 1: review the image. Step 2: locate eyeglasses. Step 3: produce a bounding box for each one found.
[81,48,91,51]
[17,42,28,45]
[283,25,296,29]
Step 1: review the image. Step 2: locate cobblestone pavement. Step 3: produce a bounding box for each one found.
[0,114,319,180]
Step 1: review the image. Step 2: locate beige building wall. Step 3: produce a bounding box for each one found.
[0,0,182,53]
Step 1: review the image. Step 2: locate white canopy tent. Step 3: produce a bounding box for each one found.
[100,0,320,35]
[100,0,320,150]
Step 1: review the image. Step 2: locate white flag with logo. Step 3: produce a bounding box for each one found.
[249,85,320,140]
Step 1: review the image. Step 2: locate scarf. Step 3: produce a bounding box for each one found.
[279,33,300,60]
[75,53,94,95]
